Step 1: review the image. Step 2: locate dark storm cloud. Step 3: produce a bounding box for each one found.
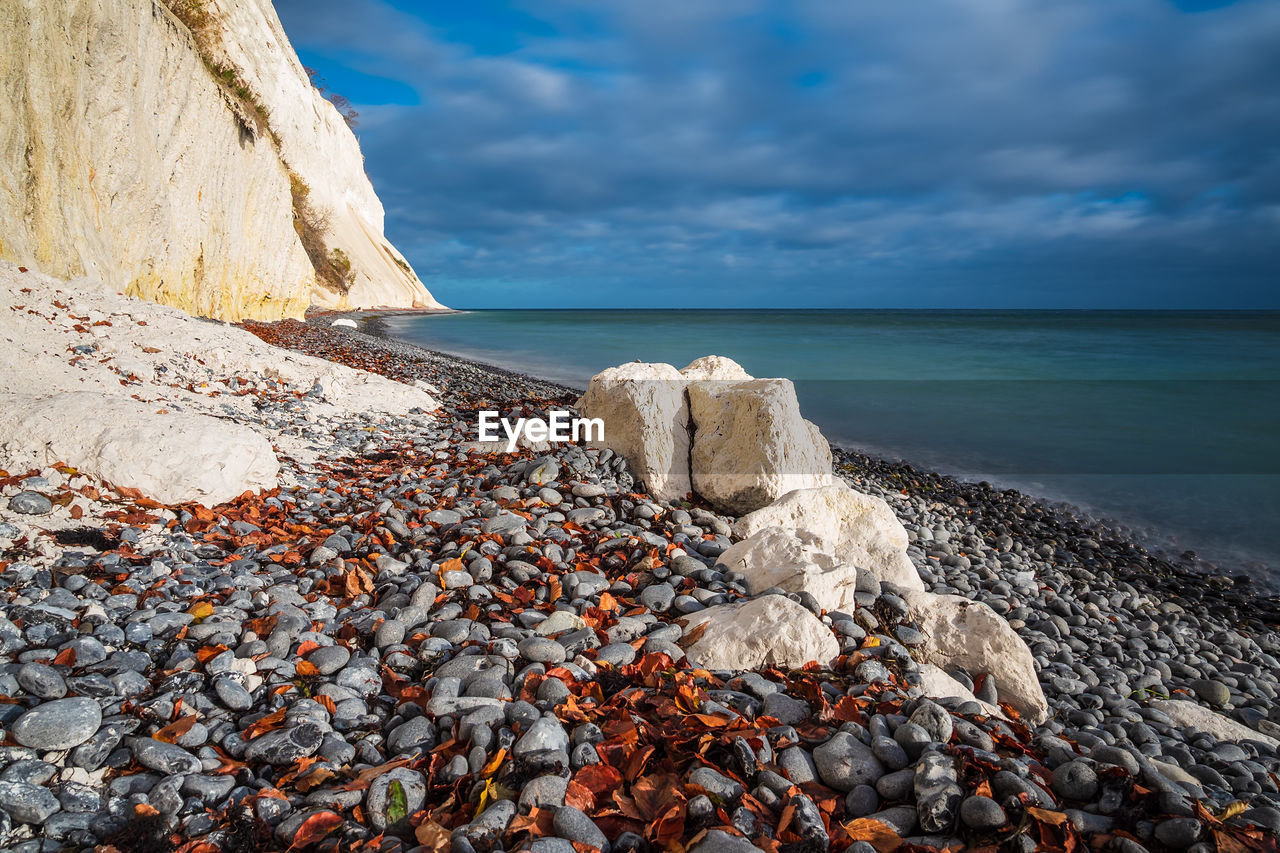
[275,0,1280,307]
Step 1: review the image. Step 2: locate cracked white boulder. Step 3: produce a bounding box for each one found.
[687,377,833,515]
[577,354,832,514]
[575,361,692,501]
[733,483,923,593]
[904,590,1049,725]
[681,594,839,671]
[715,526,859,613]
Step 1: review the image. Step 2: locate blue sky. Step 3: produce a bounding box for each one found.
[275,0,1280,308]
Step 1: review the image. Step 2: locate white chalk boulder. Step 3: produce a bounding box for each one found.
[716,527,859,613]
[0,392,278,506]
[680,355,752,381]
[734,483,923,593]
[904,590,1048,725]
[331,319,358,329]
[687,378,832,515]
[682,595,839,672]
[1150,699,1280,748]
[575,362,692,502]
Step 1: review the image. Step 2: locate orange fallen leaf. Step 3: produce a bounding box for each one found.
[481,747,507,777]
[287,810,343,850]
[415,820,451,853]
[843,817,905,853]
[186,596,213,617]
[153,715,198,744]
[1027,807,1071,827]
[243,706,287,740]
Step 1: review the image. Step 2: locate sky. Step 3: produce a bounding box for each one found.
[274,0,1280,309]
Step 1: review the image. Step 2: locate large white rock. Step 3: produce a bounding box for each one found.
[680,355,752,381]
[575,362,692,501]
[716,527,859,613]
[904,590,1048,725]
[0,392,278,506]
[1150,699,1280,748]
[681,595,839,672]
[687,378,833,515]
[733,484,923,593]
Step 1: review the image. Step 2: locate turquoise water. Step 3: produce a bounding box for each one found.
[383,310,1280,583]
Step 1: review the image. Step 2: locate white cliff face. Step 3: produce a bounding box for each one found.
[204,0,443,311]
[0,0,443,320]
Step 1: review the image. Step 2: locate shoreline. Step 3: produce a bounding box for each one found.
[328,307,1279,605]
[4,273,1280,850]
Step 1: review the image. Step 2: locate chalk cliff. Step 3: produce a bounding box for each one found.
[0,0,443,320]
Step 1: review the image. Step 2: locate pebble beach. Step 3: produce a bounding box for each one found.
[2,284,1279,853]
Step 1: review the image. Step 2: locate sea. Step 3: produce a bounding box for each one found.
[380,309,1280,587]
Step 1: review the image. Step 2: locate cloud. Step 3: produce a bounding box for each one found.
[275,0,1280,307]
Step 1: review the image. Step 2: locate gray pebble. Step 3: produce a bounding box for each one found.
[13,698,101,751]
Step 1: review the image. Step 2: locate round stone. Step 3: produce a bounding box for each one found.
[1051,760,1099,802]
[960,795,1008,830]
[812,732,885,792]
[8,492,52,515]
[213,676,253,711]
[12,698,101,750]
[129,737,203,774]
[640,583,675,613]
[1190,679,1231,708]
[908,701,953,744]
[16,663,67,700]
[1154,817,1203,849]
[307,645,350,675]
[387,716,437,754]
[366,767,427,831]
[517,636,566,664]
[0,781,60,824]
[243,722,324,765]
[553,805,609,850]
[688,767,744,804]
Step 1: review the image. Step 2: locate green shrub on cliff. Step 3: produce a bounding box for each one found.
[290,175,356,295]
